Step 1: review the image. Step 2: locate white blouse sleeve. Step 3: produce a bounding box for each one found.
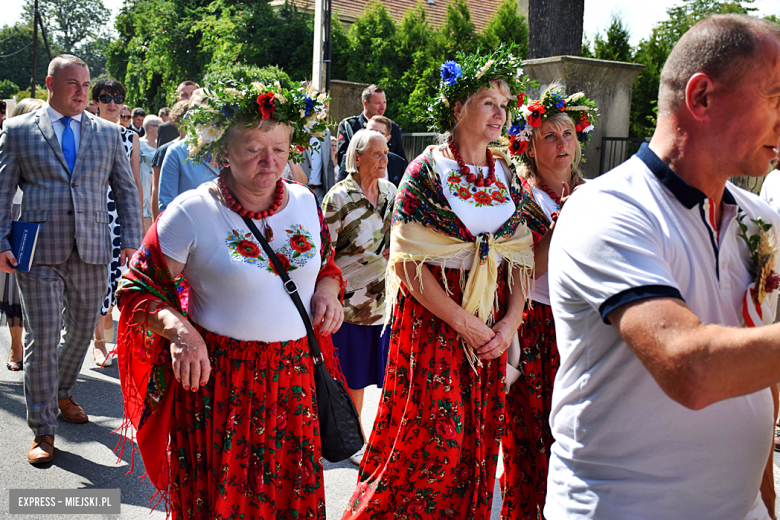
[157,200,197,264]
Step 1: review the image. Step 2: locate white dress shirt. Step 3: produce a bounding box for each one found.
[45,103,83,153]
[308,136,323,185]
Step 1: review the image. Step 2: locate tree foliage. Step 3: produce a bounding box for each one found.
[0,23,53,92]
[107,0,528,131]
[629,0,756,136]
[592,13,632,62]
[21,0,111,77]
[0,80,20,99]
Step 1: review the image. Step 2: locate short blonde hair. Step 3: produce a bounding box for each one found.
[10,98,45,117]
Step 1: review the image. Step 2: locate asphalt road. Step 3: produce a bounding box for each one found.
[0,314,775,519]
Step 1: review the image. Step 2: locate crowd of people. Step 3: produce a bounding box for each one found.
[0,12,780,520]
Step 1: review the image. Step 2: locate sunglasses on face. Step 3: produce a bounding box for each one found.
[97,94,125,105]
[120,115,132,120]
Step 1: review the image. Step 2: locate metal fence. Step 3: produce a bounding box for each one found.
[402,132,439,160]
[600,136,767,195]
[599,137,651,176]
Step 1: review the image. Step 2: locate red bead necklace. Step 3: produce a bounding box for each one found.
[448,139,496,188]
[537,180,562,206]
[218,174,284,220]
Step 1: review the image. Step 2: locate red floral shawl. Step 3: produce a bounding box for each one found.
[115,209,344,496]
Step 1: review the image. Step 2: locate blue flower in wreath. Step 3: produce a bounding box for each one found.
[440,61,463,86]
[550,92,565,110]
[304,96,314,117]
[507,120,522,136]
[222,104,238,119]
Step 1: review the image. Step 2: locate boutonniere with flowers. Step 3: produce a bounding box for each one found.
[504,88,598,162]
[738,214,780,305]
[182,79,329,166]
[738,214,780,328]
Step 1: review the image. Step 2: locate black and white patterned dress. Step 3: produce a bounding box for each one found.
[100,127,134,315]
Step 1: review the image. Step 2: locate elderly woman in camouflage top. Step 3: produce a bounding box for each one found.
[322,129,397,465]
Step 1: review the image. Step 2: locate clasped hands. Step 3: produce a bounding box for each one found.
[458,313,517,361]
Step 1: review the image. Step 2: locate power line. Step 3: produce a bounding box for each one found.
[0,42,33,58]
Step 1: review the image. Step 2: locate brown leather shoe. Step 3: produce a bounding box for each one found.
[58,396,88,423]
[28,435,54,464]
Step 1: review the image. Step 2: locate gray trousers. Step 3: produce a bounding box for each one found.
[16,247,108,435]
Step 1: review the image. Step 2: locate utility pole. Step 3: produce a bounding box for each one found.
[31,0,39,98]
[311,0,332,93]
[29,0,52,98]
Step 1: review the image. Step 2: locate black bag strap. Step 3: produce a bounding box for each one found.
[241,215,325,366]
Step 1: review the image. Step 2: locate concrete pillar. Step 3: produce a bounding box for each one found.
[522,56,645,179]
[328,79,369,125]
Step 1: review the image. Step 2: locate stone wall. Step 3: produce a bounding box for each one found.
[328,79,369,127]
[522,56,645,178]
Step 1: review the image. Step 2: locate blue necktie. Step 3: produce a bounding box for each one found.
[60,116,76,173]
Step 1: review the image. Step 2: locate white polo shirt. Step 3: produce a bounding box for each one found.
[546,144,777,520]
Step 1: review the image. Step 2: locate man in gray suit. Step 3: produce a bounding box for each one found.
[300,128,336,202]
[0,55,143,464]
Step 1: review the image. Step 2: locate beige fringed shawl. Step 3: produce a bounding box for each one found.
[385,146,535,366]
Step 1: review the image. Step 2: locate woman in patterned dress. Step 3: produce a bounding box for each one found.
[322,129,397,465]
[500,85,596,519]
[92,79,143,366]
[343,48,535,519]
[115,80,343,519]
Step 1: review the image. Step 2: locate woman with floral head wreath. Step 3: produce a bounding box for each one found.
[500,83,597,519]
[114,79,345,519]
[342,46,535,519]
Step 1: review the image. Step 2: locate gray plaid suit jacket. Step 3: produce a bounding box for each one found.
[0,107,143,265]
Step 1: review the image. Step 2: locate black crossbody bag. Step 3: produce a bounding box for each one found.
[241,215,364,463]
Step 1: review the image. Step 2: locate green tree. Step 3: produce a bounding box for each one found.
[0,23,51,91]
[393,3,444,132]
[0,80,20,99]
[440,0,478,59]
[593,12,632,62]
[345,1,398,84]
[23,0,110,54]
[630,0,756,136]
[481,0,528,59]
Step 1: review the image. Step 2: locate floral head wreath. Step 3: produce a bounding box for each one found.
[424,45,535,133]
[506,88,598,162]
[182,79,329,167]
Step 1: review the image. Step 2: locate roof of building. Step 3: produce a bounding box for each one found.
[273,0,502,31]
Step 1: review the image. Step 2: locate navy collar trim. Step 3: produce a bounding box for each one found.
[636,143,736,209]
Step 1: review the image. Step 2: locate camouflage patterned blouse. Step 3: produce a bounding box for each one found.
[322,174,397,326]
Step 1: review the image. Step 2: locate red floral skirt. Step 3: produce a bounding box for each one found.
[500,302,559,520]
[343,266,507,520]
[169,325,325,520]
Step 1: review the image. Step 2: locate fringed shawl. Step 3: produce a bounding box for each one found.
[386,146,535,330]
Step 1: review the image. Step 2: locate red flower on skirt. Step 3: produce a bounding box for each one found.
[436,416,457,440]
[407,500,426,515]
[301,458,316,485]
[290,234,312,253]
[257,92,276,120]
[270,253,291,275]
[473,191,492,205]
[236,239,261,258]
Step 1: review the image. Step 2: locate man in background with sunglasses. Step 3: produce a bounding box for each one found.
[0,54,143,464]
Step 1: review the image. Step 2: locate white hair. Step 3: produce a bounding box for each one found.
[344,129,386,175]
